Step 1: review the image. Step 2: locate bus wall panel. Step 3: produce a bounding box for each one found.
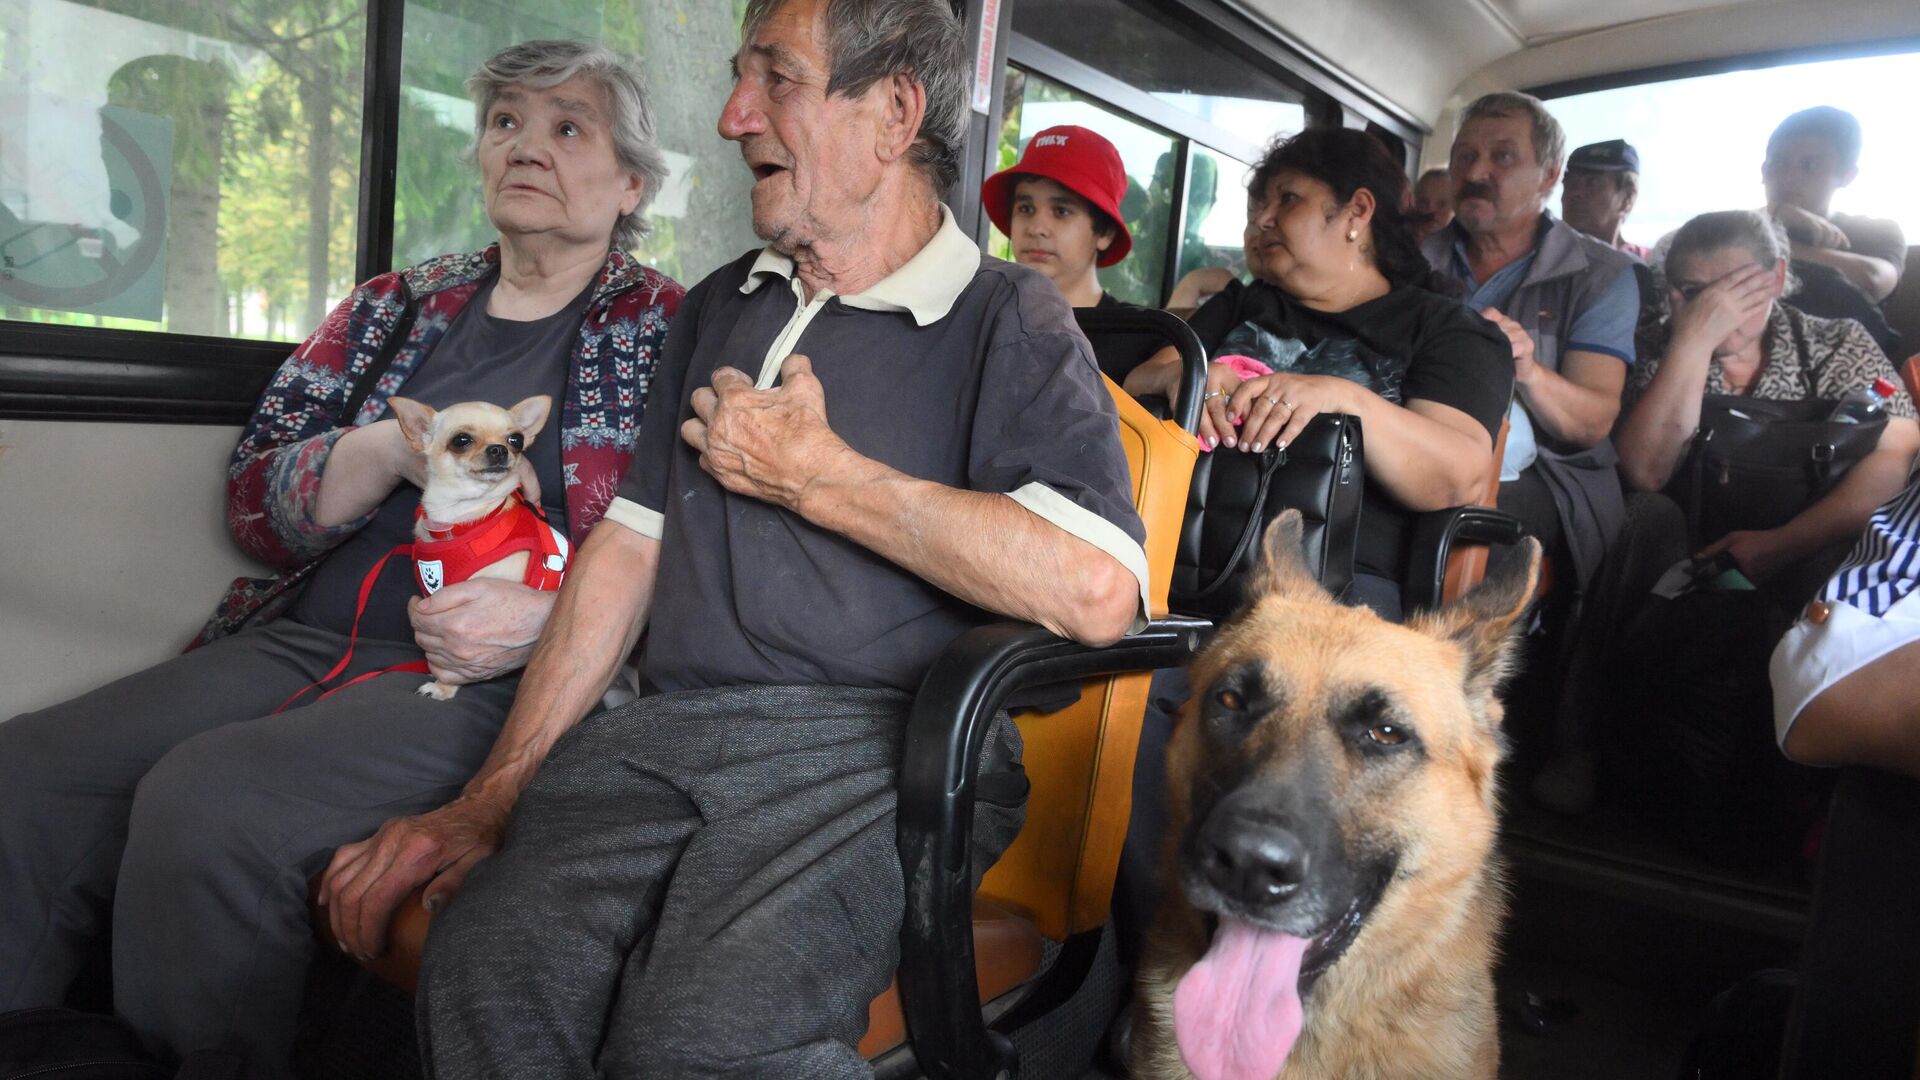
[0,420,268,720]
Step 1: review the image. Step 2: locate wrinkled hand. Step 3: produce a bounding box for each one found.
[1227,373,1355,455]
[1669,263,1773,355]
[681,355,850,510]
[317,793,510,960]
[1480,308,1538,384]
[1773,204,1850,251]
[408,579,556,686]
[1696,528,1799,585]
[1198,362,1246,450]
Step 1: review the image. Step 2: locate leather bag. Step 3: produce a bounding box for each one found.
[1170,413,1363,620]
[1672,395,1885,548]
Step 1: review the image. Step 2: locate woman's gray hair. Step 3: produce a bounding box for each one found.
[1458,91,1567,173]
[1669,209,1800,297]
[467,40,670,249]
[741,0,969,190]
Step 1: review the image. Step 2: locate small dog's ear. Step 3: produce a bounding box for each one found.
[1243,510,1328,604]
[389,397,436,452]
[508,395,552,444]
[1411,537,1541,704]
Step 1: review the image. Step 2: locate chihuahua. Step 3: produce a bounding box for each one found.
[386,394,566,700]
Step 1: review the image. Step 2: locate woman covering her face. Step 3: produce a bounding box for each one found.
[982,124,1132,309]
[1124,127,1514,621]
[1618,209,1920,586]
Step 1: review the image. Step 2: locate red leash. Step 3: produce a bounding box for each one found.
[273,546,430,714]
[272,493,569,713]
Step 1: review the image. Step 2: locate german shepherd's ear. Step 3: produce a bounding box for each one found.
[1243,510,1332,605]
[1412,538,1541,706]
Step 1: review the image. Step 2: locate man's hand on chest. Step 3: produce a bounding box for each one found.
[682,354,861,513]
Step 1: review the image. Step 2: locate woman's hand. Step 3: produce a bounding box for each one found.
[1695,528,1801,585]
[408,579,558,686]
[1226,373,1356,455]
[1197,362,1247,450]
[1668,264,1773,356]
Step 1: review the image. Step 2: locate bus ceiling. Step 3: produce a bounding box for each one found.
[1232,0,1920,133]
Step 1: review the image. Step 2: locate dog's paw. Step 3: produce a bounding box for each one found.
[416,681,459,701]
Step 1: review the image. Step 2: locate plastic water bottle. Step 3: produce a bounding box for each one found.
[1828,377,1900,424]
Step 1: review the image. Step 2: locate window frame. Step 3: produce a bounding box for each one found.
[982,0,1426,304]
[1524,33,1920,102]
[1,0,1425,422]
[0,0,407,425]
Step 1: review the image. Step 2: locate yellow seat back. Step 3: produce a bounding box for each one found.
[977,377,1198,940]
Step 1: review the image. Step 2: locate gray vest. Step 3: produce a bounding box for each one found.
[1423,214,1639,591]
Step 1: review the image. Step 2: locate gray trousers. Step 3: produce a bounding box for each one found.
[417,683,1026,1080]
[0,619,516,1078]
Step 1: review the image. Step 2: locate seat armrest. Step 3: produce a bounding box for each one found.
[1405,507,1526,613]
[895,617,1209,1080]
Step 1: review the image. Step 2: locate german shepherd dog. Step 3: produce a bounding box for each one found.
[1133,511,1539,1080]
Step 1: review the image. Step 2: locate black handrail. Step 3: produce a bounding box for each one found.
[1074,306,1208,435]
[894,617,1210,1079]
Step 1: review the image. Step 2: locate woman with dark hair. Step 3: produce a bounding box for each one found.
[1124,127,1512,618]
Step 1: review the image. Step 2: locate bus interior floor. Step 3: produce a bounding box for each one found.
[293,877,1796,1080]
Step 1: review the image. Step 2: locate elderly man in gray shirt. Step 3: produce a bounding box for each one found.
[316,0,1150,1075]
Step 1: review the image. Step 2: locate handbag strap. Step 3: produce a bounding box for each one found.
[1185,445,1288,602]
[1784,308,1819,401]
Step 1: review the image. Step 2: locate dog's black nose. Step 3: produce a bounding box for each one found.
[1199,813,1308,906]
[484,443,510,467]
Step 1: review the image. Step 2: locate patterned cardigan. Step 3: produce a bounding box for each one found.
[194,244,683,646]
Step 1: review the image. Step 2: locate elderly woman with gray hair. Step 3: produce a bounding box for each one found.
[0,40,681,1077]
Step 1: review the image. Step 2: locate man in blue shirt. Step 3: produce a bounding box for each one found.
[1422,91,1641,598]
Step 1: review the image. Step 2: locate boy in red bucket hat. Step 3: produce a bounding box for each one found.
[982,124,1133,308]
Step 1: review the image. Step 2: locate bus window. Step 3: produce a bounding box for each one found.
[0,0,367,341]
[1545,49,1920,248]
[993,67,1178,306]
[1179,144,1255,286]
[391,0,760,285]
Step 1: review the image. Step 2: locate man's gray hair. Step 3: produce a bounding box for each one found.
[467,40,670,249]
[741,0,969,190]
[1458,91,1567,173]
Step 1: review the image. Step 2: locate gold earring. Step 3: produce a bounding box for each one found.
[1346,228,1358,242]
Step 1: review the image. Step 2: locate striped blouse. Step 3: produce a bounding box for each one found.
[1824,460,1920,617]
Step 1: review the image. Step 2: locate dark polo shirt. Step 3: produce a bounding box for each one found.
[607,208,1150,693]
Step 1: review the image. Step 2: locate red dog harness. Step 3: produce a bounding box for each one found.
[413,491,569,595]
[274,492,569,712]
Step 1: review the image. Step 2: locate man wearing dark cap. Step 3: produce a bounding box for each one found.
[1562,139,1649,261]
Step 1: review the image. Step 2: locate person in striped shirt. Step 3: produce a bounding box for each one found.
[1773,459,1920,776]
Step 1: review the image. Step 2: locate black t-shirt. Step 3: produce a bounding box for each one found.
[288,277,584,642]
[1187,278,1513,580]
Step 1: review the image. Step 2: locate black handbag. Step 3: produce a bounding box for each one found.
[1671,395,1885,547]
[1170,413,1363,620]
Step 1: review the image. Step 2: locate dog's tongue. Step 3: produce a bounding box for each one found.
[1172,920,1308,1080]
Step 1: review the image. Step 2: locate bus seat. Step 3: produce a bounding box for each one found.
[1405,418,1527,613]
[308,371,1207,1076]
[1435,416,1512,605]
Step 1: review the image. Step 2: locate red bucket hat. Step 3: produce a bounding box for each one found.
[982,125,1133,268]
